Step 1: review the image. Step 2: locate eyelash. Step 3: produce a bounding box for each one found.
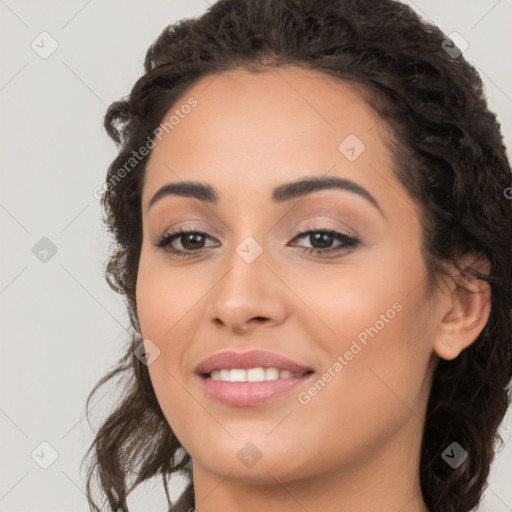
[153,225,360,259]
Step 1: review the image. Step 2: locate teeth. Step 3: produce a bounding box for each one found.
[209,367,303,382]
[265,367,279,380]
[247,367,265,382]
[229,369,246,382]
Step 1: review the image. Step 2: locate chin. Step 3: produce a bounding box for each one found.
[186,432,316,484]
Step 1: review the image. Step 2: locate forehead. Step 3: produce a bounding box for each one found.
[142,65,396,205]
[170,64,382,142]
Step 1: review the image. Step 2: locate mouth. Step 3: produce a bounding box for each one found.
[196,350,315,407]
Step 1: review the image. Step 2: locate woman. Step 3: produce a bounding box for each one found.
[81,0,512,511]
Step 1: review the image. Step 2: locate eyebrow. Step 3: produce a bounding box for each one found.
[147,176,385,217]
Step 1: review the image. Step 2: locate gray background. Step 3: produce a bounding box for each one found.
[1,1,511,511]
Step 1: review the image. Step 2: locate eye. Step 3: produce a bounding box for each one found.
[290,225,360,256]
[153,228,218,258]
[153,225,361,258]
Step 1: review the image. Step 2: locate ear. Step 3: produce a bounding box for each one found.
[433,253,492,361]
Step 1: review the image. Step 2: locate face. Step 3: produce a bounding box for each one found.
[136,65,441,485]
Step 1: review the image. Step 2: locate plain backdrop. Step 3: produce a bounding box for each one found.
[1,1,511,511]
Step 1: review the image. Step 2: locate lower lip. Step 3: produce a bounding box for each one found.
[200,374,313,407]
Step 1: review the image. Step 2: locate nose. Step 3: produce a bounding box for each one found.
[206,248,289,335]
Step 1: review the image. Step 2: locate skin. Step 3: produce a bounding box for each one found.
[135,65,491,512]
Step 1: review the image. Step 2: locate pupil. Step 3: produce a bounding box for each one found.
[311,233,332,249]
[183,234,204,250]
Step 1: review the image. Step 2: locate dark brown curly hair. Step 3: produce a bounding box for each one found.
[80,1,512,511]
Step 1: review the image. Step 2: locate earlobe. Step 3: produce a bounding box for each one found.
[433,254,492,361]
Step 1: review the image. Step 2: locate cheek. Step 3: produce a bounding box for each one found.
[295,240,432,406]
[136,251,200,339]
[289,239,424,348]
[288,295,432,475]
[135,250,208,412]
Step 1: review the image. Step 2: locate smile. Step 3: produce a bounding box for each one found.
[209,367,309,382]
[196,350,315,406]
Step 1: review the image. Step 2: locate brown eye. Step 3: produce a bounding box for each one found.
[154,229,218,258]
[290,228,360,256]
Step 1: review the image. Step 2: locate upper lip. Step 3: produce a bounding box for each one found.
[195,350,313,376]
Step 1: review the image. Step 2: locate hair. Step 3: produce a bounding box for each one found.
[81,1,512,511]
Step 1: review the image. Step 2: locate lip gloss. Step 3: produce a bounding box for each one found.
[200,373,313,407]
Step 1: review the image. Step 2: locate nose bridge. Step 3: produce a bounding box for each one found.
[217,231,270,305]
[222,208,272,271]
[206,229,287,330]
